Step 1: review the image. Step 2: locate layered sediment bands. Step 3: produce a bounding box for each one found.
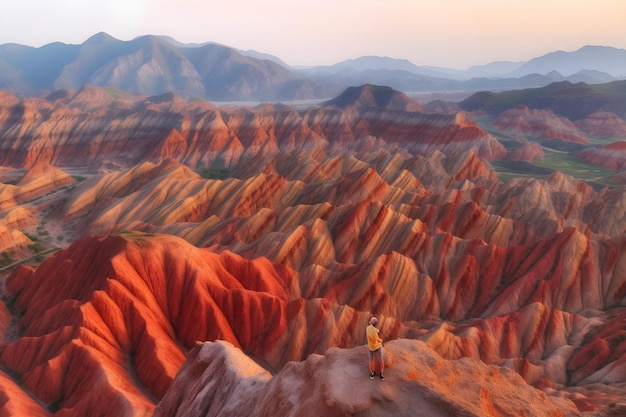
[0,161,75,210]
[493,105,589,143]
[575,110,626,138]
[0,235,297,415]
[0,88,504,169]
[506,137,545,161]
[3,143,621,413]
[3,89,626,414]
[576,141,626,171]
[0,162,74,254]
[2,233,612,415]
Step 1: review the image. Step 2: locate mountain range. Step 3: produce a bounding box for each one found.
[1,33,625,101]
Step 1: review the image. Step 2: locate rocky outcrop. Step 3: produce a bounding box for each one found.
[575,110,626,138]
[576,141,626,171]
[493,105,589,143]
[154,340,579,417]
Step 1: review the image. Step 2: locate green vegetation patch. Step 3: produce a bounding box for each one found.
[536,152,617,186]
[27,243,45,254]
[475,116,619,187]
[24,231,46,254]
[23,232,40,242]
[0,251,15,268]
[491,152,617,188]
[198,167,230,180]
[491,161,554,183]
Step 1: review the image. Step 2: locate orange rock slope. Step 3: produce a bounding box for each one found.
[1,150,626,415]
[1,88,626,416]
[1,233,611,417]
[0,161,75,256]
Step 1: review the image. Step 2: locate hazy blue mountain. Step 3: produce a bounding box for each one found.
[0,33,334,101]
[508,45,626,78]
[456,61,525,79]
[156,35,212,49]
[234,49,291,68]
[293,46,623,96]
[301,46,625,81]
[0,41,80,92]
[0,35,624,101]
[299,56,454,78]
[158,35,291,68]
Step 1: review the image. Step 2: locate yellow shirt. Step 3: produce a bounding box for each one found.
[366,324,383,351]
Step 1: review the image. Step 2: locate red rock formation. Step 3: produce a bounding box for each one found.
[2,171,626,414]
[0,162,74,254]
[0,302,10,339]
[494,105,589,144]
[576,141,626,171]
[575,110,626,138]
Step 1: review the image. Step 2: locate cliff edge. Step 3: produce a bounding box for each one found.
[154,339,580,417]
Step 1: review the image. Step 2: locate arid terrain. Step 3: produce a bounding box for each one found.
[1,82,626,416]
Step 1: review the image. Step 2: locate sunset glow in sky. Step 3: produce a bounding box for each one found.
[2,0,626,69]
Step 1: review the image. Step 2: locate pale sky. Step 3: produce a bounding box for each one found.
[1,0,625,69]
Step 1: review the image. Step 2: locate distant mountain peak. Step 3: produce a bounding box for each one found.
[83,32,119,45]
[339,55,417,69]
[324,84,422,111]
[509,45,626,77]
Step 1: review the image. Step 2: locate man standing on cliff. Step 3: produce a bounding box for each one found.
[366,316,384,380]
